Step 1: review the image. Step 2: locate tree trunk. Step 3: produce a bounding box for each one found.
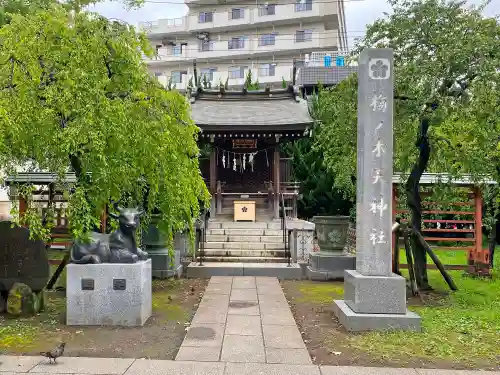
[405,118,431,290]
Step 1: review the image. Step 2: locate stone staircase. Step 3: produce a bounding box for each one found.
[201,220,287,263]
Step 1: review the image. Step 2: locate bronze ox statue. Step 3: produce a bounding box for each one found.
[70,204,149,264]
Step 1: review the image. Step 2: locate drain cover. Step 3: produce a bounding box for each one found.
[228,301,257,309]
[186,327,216,340]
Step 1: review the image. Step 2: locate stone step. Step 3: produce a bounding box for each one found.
[201,249,286,257]
[207,221,282,230]
[196,256,288,263]
[206,228,283,236]
[204,242,284,250]
[205,235,284,243]
[186,262,302,278]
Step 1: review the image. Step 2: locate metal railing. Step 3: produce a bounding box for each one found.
[196,208,209,266]
[280,192,291,266]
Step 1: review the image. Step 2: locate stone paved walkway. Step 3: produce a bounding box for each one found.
[175,276,310,364]
[1,355,499,375]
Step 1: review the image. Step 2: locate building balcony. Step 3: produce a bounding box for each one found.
[156,65,293,91]
[141,2,339,36]
[144,31,339,66]
[252,31,338,55]
[143,47,190,64]
[251,2,334,26]
[156,74,190,90]
[189,9,251,32]
[138,17,189,36]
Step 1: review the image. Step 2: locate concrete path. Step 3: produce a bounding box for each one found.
[1,355,499,375]
[176,276,310,364]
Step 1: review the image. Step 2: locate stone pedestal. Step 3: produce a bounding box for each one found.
[334,270,420,331]
[143,221,184,279]
[306,216,354,280]
[306,252,355,280]
[66,259,152,326]
[149,249,182,279]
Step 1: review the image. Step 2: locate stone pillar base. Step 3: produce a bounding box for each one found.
[66,259,152,326]
[333,269,422,332]
[149,249,182,279]
[306,252,355,280]
[333,300,421,332]
[344,270,407,314]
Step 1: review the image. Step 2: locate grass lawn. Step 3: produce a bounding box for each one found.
[282,249,500,369]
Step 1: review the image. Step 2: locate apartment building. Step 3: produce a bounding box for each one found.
[139,0,347,89]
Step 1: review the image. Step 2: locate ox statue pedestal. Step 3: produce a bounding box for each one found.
[66,259,152,326]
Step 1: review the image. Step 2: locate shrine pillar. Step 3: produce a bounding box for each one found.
[273,141,280,219]
[209,143,217,214]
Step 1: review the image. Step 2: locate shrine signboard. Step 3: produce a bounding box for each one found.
[232,139,257,149]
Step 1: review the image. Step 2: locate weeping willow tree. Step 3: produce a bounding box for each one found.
[315,0,500,289]
[0,6,210,244]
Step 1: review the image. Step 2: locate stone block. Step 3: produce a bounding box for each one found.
[224,362,320,375]
[149,249,182,279]
[175,346,221,362]
[0,355,43,372]
[221,335,265,363]
[262,325,306,349]
[309,253,355,273]
[243,263,302,279]
[30,356,135,374]
[343,270,406,314]
[66,259,152,326]
[265,348,312,365]
[0,221,50,293]
[225,315,262,335]
[124,359,225,375]
[187,263,244,278]
[333,300,421,332]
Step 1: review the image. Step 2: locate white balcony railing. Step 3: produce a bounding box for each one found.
[144,31,339,64]
[305,50,350,67]
[143,47,189,63]
[140,0,339,35]
[155,65,293,90]
[138,17,188,34]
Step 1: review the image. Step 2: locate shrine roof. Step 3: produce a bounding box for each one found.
[296,66,358,86]
[392,173,497,186]
[189,86,314,130]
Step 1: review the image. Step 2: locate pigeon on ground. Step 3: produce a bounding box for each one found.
[40,342,66,364]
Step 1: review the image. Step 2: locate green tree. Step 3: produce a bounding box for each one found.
[0,0,143,26]
[282,137,353,219]
[0,6,210,242]
[316,0,500,289]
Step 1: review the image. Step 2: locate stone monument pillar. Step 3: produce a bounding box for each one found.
[332,48,421,331]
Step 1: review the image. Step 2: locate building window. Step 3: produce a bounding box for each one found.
[295,0,312,12]
[171,45,182,56]
[230,8,244,19]
[229,66,245,79]
[200,68,217,81]
[228,37,245,50]
[259,64,275,77]
[295,29,313,43]
[199,40,214,52]
[171,71,182,84]
[199,12,213,23]
[258,3,276,16]
[258,33,276,46]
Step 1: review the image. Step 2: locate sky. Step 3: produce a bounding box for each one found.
[90,0,500,47]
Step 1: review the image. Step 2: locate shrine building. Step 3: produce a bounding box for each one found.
[190,84,314,221]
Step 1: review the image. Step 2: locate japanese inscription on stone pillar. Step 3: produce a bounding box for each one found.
[356,48,394,276]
